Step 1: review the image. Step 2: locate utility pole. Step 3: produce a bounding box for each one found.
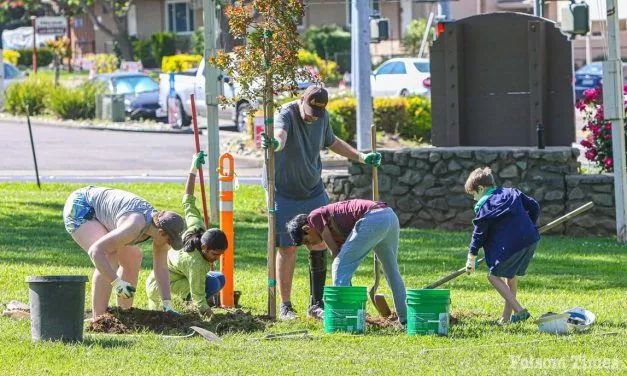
[351,0,373,150]
[534,0,544,17]
[204,0,220,225]
[438,0,451,20]
[603,0,627,242]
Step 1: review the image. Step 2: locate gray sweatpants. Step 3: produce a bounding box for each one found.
[332,207,407,323]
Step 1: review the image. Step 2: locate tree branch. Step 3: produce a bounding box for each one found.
[79,0,117,38]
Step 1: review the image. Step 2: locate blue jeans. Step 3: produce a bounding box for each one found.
[206,271,226,299]
[332,207,407,323]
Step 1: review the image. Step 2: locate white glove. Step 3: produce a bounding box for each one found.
[111,278,136,299]
[466,254,477,274]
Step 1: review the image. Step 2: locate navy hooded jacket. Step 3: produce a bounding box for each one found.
[469,187,540,268]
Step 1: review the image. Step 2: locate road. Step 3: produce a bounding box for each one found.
[0,121,348,184]
[0,120,266,184]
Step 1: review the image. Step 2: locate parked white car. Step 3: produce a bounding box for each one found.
[157,59,250,131]
[370,57,430,97]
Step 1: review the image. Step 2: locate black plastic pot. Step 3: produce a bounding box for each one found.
[26,275,88,342]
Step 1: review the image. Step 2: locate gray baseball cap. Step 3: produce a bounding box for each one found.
[157,211,185,250]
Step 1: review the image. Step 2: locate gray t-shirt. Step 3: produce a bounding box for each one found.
[263,101,336,199]
[84,186,156,244]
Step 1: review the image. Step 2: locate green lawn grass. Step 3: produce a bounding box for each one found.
[0,183,625,375]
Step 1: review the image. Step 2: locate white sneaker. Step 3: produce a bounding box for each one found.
[279,303,298,320]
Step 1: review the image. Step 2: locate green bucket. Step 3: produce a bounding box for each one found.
[323,286,367,334]
[406,289,450,336]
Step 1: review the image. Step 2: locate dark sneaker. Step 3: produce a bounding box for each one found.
[279,303,298,320]
[307,304,324,320]
[511,309,531,323]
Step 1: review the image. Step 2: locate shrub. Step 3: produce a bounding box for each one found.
[302,24,350,71]
[133,38,158,68]
[326,97,357,140]
[3,49,20,65]
[297,49,340,85]
[576,87,627,172]
[5,76,52,115]
[16,47,54,67]
[151,32,177,67]
[373,98,407,134]
[132,32,177,69]
[403,96,432,141]
[402,19,433,56]
[162,54,202,73]
[49,81,105,120]
[327,96,432,143]
[192,27,204,55]
[93,54,119,74]
[328,109,349,141]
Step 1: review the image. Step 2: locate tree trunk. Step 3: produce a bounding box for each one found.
[219,8,236,52]
[116,36,133,61]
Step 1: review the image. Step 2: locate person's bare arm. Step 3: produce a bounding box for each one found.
[88,218,143,282]
[152,241,172,301]
[184,171,196,196]
[320,226,340,258]
[273,129,288,152]
[328,137,362,162]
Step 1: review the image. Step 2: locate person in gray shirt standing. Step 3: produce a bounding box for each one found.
[262,86,381,320]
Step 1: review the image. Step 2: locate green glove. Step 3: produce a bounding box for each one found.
[190,151,206,173]
[162,300,180,316]
[260,132,280,150]
[111,278,136,299]
[363,152,382,167]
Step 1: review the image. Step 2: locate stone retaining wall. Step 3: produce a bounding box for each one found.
[323,147,616,236]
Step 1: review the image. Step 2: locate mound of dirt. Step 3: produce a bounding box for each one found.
[87,307,269,335]
[366,313,400,329]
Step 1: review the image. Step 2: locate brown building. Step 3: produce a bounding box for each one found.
[74,0,626,66]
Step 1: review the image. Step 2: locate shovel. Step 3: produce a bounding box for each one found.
[162,326,222,342]
[368,125,393,317]
[424,201,594,289]
[248,329,312,341]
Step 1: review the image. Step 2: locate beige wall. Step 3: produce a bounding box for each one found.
[136,0,164,39]
[303,3,347,28]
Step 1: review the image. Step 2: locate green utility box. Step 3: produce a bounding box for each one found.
[96,94,125,122]
[561,2,589,36]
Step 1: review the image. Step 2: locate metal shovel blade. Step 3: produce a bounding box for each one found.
[189,326,222,343]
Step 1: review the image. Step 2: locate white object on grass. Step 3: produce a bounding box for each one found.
[562,307,596,332]
[537,313,570,334]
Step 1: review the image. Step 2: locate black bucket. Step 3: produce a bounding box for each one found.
[26,275,89,342]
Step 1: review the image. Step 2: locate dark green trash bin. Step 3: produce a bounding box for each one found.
[27,275,88,342]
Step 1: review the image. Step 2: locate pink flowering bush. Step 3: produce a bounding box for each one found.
[576,85,627,172]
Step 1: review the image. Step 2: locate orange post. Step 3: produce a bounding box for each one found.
[219,153,235,308]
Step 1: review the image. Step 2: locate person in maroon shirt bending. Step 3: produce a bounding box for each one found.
[286,199,407,324]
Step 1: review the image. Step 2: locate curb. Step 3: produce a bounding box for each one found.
[0,114,195,134]
[229,154,349,168]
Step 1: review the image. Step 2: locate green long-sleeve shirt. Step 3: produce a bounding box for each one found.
[146,194,212,312]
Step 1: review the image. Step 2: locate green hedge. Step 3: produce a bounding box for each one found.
[327,96,432,142]
[6,77,105,120]
[49,81,105,120]
[16,47,54,67]
[133,32,177,69]
[5,76,51,115]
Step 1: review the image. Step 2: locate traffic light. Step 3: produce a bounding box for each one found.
[370,18,389,42]
[561,1,590,36]
[435,20,453,39]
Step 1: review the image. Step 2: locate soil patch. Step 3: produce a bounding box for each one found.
[88,307,269,336]
[366,313,400,329]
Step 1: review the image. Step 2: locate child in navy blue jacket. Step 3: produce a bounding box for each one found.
[464,167,540,324]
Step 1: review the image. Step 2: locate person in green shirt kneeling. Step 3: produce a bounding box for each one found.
[146,152,227,315]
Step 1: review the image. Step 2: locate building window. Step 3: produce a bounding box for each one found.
[166,1,195,34]
[347,0,380,25]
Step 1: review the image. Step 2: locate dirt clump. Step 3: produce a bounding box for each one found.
[366,313,400,329]
[88,307,269,335]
